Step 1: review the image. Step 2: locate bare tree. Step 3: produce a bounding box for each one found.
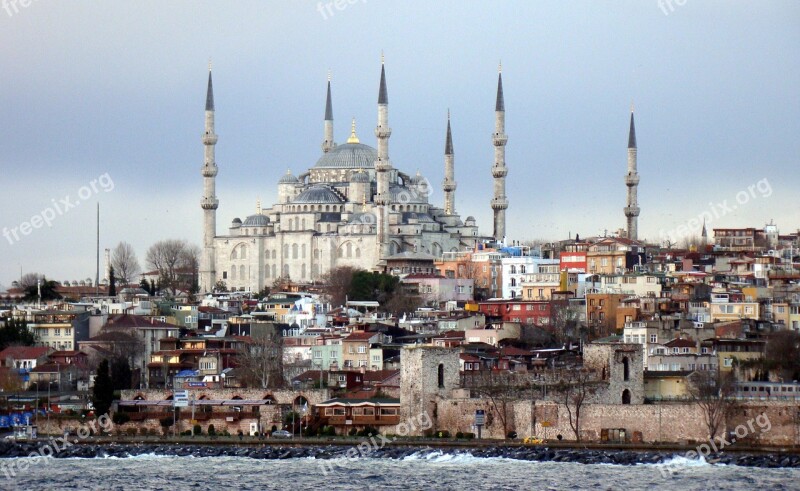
[236,327,285,389]
[554,368,598,442]
[688,370,737,440]
[465,370,532,438]
[18,272,44,290]
[110,241,141,287]
[320,266,358,307]
[145,239,199,295]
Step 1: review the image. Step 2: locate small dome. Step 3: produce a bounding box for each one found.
[350,170,370,183]
[231,218,242,228]
[243,214,270,227]
[293,185,344,204]
[314,143,378,169]
[279,170,299,184]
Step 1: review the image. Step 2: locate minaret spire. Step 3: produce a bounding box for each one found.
[322,73,335,153]
[443,110,456,215]
[374,55,393,260]
[200,64,220,293]
[624,105,641,241]
[491,65,509,242]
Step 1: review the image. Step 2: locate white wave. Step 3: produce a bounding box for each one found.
[648,454,710,468]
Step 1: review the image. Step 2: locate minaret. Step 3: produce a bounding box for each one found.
[701,218,708,247]
[491,63,509,242]
[322,72,335,153]
[200,63,219,293]
[624,105,640,241]
[443,110,456,215]
[374,55,393,259]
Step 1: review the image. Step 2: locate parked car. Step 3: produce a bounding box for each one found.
[271,430,292,438]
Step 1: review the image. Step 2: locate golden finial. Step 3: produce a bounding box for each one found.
[498,60,502,74]
[208,58,212,72]
[381,50,385,65]
[286,168,292,175]
[347,117,360,144]
[361,194,367,212]
[447,108,450,120]
[327,69,332,82]
[630,100,635,113]
[256,199,262,215]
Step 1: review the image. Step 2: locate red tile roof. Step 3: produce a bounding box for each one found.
[0,346,52,361]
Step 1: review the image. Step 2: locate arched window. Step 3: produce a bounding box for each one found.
[346,242,352,258]
[284,244,289,259]
[292,243,299,259]
[301,218,306,230]
[314,249,319,259]
[239,265,245,281]
[294,217,299,230]
[265,267,270,278]
[510,265,516,274]
[283,264,290,277]
[301,244,306,259]
[622,357,630,381]
[520,265,526,274]
[271,264,277,278]
[437,363,445,388]
[622,389,631,404]
[301,263,306,279]
[231,249,238,260]
[240,245,247,259]
[231,268,237,281]
[355,247,361,259]
[510,278,516,287]
[272,250,277,259]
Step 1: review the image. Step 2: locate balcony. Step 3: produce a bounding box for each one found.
[323,414,400,426]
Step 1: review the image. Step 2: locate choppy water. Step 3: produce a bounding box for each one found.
[1,452,798,491]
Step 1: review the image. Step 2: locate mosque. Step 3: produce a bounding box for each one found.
[198,61,510,293]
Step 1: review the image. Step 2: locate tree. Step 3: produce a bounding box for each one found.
[18,272,44,290]
[466,370,532,438]
[349,270,398,304]
[688,370,737,440]
[236,327,285,389]
[145,239,200,296]
[92,359,114,417]
[110,357,132,391]
[213,280,228,293]
[21,275,62,302]
[0,318,37,351]
[554,368,598,442]
[110,242,141,287]
[764,330,800,381]
[321,266,358,307]
[108,265,117,297]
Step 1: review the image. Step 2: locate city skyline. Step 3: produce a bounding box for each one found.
[1,1,798,286]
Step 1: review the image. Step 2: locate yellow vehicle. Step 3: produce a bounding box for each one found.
[523,436,545,445]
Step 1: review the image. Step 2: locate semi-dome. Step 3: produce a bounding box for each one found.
[314,143,377,169]
[390,185,426,203]
[243,214,270,227]
[350,170,370,183]
[293,185,344,204]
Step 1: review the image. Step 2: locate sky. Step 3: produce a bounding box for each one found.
[0,0,798,288]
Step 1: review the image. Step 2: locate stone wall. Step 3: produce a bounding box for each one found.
[399,346,461,435]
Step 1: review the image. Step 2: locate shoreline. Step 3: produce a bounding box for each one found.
[2,438,800,468]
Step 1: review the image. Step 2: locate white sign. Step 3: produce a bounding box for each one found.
[174,390,189,401]
[174,400,189,408]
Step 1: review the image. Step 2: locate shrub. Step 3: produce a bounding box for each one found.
[456,432,464,439]
[323,426,336,437]
[222,430,230,437]
[159,417,174,428]
[507,431,517,439]
[348,428,358,437]
[463,432,475,439]
[357,426,378,438]
[207,424,216,436]
[193,424,202,436]
[112,413,131,425]
[125,428,138,436]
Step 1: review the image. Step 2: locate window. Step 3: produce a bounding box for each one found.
[438,363,444,388]
[357,346,366,354]
[723,358,733,368]
[650,334,657,343]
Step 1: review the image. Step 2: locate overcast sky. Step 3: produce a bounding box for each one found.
[0,0,798,287]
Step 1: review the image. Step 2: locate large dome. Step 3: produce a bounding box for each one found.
[293,185,344,204]
[314,143,377,169]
